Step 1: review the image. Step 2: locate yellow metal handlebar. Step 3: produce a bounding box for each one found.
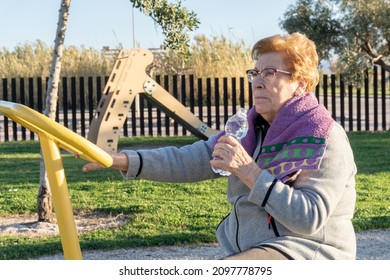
[0,101,112,167]
[0,101,113,260]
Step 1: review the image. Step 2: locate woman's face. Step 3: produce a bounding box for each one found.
[251,51,300,124]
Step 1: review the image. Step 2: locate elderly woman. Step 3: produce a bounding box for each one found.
[83,32,357,260]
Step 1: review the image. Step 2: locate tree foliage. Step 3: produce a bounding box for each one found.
[280,0,390,84]
[130,0,199,58]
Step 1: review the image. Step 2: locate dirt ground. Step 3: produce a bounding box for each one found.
[0,211,128,237]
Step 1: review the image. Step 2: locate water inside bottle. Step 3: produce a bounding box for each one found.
[212,108,248,176]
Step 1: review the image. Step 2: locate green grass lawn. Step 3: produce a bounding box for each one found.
[0,132,389,259]
[347,132,390,231]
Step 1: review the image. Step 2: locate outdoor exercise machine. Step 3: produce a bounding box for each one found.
[0,48,217,259]
[87,48,219,152]
[0,100,113,260]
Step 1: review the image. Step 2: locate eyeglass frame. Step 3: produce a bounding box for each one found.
[246,67,292,83]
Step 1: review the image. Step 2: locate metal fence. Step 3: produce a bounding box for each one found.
[0,66,389,142]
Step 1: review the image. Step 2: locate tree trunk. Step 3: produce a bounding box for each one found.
[37,0,71,222]
[37,158,53,222]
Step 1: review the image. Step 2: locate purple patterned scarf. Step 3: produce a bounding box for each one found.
[212,93,334,182]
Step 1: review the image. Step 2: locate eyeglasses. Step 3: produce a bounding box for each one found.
[246,68,292,83]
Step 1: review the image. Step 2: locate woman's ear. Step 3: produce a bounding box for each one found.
[294,80,308,96]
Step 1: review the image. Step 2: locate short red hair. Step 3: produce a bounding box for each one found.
[251,32,319,92]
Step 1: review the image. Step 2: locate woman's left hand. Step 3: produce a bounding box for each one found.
[211,135,262,188]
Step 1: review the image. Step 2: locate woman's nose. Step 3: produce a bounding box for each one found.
[252,79,265,89]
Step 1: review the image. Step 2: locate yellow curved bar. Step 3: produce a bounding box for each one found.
[40,133,83,259]
[0,101,113,260]
[0,101,112,167]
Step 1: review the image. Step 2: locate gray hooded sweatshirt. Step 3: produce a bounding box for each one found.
[120,121,357,260]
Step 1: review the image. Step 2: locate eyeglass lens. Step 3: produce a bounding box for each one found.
[247,69,276,83]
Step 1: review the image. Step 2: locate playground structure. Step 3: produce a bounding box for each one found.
[0,100,113,260]
[0,49,220,260]
[87,48,219,152]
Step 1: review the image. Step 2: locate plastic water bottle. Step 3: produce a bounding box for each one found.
[212,108,249,176]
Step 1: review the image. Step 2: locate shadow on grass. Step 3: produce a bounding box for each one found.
[353,215,390,232]
[0,231,215,260]
[0,236,63,260]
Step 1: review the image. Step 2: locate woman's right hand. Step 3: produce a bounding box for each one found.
[82,152,129,173]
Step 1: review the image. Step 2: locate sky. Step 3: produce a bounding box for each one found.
[0,0,296,51]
